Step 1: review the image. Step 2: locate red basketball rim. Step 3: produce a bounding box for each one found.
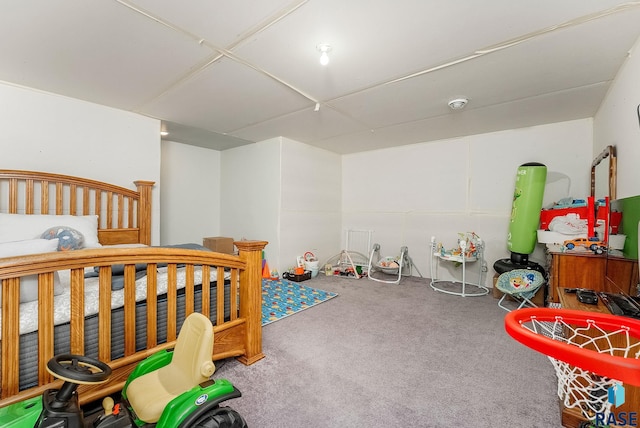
[505,307,640,387]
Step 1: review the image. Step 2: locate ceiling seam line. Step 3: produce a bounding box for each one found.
[302,81,613,147]
[115,0,205,42]
[227,78,612,138]
[214,48,320,104]
[476,2,640,55]
[225,101,374,137]
[323,2,640,101]
[122,0,620,122]
[129,52,224,112]
[118,0,313,112]
[132,43,319,113]
[115,0,232,112]
[388,2,640,85]
[225,1,309,51]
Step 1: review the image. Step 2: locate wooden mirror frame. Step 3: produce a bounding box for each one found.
[591,145,617,201]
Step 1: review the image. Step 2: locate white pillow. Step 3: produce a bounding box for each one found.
[16,272,63,303]
[0,238,63,303]
[0,213,101,248]
[0,238,59,257]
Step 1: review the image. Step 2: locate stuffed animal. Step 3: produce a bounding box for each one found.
[41,226,85,251]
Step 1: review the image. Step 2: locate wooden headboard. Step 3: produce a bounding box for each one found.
[0,170,154,245]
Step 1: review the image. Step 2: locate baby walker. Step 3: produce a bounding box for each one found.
[430,233,488,296]
[367,244,422,284]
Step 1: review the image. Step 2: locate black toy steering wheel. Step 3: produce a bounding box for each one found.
[47,354,112,385]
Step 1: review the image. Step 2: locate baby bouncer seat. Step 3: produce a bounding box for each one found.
[367,244,422,284]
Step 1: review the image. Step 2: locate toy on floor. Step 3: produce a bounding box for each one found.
[0,313,247,428]
[323,229,373,279]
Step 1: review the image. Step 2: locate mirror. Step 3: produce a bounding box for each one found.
[591,145,617,201]
[589,145,638,296]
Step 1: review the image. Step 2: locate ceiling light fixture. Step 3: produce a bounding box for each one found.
[448,98,468,110]
[317,44,332,66]
[160,123,169,137]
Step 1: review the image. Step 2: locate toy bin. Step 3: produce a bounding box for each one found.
[539,206,589,230]
[283,271,311,282]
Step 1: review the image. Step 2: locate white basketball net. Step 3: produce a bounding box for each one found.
[522,315,640,421]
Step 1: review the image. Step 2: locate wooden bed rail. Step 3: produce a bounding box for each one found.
[0,240,266,407]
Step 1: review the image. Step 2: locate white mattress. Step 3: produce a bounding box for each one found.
[1,266,229,337]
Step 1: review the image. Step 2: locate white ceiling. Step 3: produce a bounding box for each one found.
[1,1,639,154]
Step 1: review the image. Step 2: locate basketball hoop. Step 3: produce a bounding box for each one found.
[505,308,640,421]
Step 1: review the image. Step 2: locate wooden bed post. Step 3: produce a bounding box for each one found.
[134,180,155,245]
[235,240,268,365]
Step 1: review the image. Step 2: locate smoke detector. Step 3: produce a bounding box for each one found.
[448,98,468,110]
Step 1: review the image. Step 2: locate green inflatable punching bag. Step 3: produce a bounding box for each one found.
[507,162,547,264]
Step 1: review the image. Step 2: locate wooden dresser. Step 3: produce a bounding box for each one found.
[548,251,639,303]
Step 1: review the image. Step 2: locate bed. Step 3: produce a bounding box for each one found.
[0,169,266,408]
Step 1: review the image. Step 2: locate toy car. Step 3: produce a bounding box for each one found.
[563,237,607,254]
[0,313,247,428]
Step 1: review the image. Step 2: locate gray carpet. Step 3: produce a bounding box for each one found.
[215,274,561,427]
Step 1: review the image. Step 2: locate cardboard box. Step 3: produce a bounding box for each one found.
[492,274,502,299]
[203,237,235,254]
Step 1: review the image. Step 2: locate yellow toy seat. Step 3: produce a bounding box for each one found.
[126,312,216,423]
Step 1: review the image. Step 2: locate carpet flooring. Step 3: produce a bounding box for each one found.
[217,274,561,427]
[262,278,338,325]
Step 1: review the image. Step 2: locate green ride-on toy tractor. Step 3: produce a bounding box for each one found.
[0,313,248,428]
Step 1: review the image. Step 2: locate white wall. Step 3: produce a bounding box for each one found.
[6,50,635,281]
[220,138,281,267]
[594,34,640,199]
[279,138,341,272]
[342,119,593,286]
[0,81,161,243]
[220,138,341,274]
[160,141,221,245]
